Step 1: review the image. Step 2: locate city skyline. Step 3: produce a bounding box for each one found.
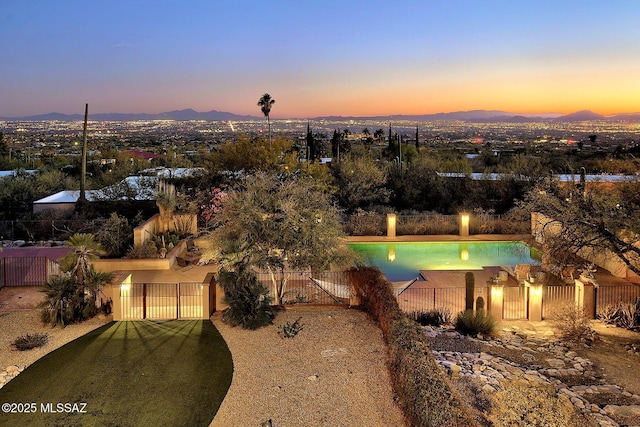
[2,1,640,118]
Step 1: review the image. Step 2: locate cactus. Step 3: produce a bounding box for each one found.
[476,296,485,314]
[465,272,475,313]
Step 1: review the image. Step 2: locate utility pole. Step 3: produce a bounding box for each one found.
[78,103,88,205]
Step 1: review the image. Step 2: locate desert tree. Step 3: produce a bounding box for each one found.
[209,171,354,305]
[519,176,640,276]
[257,93,275,148]
[331,150,391,212]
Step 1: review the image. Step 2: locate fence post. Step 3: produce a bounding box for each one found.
[387,213,396,238]
[575,279,596,319]
[528,282,543,321]
[459,213,469,237]
[488,284,504,321]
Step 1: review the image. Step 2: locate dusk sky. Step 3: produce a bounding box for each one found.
[2,1,640,118]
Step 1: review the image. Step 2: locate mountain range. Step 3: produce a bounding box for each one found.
[2,109,640,123]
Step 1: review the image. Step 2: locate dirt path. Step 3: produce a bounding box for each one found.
[581,323,640,395]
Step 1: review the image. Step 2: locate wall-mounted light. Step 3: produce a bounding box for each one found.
[460,248,469,261]
[490,286,503,298]
[531,285,543,297]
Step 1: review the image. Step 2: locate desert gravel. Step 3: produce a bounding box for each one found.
[209,306,406,427]
[0,310,111,371]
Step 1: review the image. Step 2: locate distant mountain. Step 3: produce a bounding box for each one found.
[608,112,640,122]
[1,109,260,121]
[313,110,561,122]
[4,108,640,123]
[553,110,605,122]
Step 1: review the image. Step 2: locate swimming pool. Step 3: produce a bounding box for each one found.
[349,241,541,281]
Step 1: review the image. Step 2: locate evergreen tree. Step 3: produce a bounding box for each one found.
[415,126,420,150]
[306,121,315,162]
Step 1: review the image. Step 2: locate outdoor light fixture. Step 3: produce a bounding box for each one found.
[459,213,470,237]
[490,286,503,298]
[531,284,543,297]
[460,248,469,261]
[387,213,397,238]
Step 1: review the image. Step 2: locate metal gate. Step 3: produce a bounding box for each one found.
[503,286,528,319]
[120,283,202,320]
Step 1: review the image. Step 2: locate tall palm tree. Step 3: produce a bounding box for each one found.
[257,93,276,148]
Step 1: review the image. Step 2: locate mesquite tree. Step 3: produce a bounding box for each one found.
[209,171,354,305]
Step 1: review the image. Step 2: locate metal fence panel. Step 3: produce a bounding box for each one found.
[503,286,527,319]
[596,285,640,312]
[0,257,55,287]
[120,283,145,320]
[179,283,203,319]
[395,286,487,314]
[542,285,575,318]
[119,282,204,320]
[146,283,178,320]
[256,271,349,305]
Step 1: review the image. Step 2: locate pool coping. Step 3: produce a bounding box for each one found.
[346,234,533,243]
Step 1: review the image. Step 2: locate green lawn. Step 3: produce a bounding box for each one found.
[0,320,233,427]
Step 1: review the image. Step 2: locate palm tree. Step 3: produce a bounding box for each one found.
[257,93,276,148]
[40,273,77,327]
[61,233,105,290]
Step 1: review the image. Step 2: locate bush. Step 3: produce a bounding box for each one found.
[551,304,598,343]
[454,310,497,337]
[12,333,49,351]
[343,210,385,236]
[278,317,304,338]
[125,241,159,259]
[410,308,453,326]
[489,379,579,427]
[40,274,83,327]
[219,266,276,330]
[597,299,640,330]
[348,267,474,427]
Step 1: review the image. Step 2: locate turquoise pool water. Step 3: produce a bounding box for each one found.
[349,241,541,281]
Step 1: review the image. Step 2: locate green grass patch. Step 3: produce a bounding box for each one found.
[0,320,233,427]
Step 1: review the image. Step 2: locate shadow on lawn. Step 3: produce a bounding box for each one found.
[0,320,233,427]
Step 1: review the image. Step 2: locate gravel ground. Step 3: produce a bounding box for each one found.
[209,306,406,427]
[0,310,111,371]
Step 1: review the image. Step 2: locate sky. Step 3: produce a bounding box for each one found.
[2,0,640,118]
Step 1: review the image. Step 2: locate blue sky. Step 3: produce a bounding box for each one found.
[2,0,640,117]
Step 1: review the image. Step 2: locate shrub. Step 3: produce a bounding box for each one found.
[278,317,304,338]
[489,379,579,427]
[550,304,598,343]
[454,310,497,337]
[40,274,83,327]
[12,333,49,351]
[219,266,276,330]
[598,299,640,329]
[410,308,453,326]
[125,241,159,259]
[348,267,474,427]
[343,210,385,236]
[598,304,620,325]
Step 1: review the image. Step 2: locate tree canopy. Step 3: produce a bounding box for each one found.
[209,171,353,304]
[519,177,640,276]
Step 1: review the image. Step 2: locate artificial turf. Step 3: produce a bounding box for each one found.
[0,320,233,427]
